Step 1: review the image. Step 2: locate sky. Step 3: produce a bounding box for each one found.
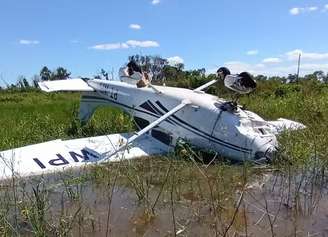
[1,0,328,86]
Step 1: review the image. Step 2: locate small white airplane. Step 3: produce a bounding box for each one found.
[0,66,305,180]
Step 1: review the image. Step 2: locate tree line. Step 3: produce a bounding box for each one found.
[1,54,328,92]
[0,66,71,91]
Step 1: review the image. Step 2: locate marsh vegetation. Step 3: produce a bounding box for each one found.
[1,79,328,236]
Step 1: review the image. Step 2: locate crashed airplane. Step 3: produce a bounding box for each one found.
[0,66,305,180]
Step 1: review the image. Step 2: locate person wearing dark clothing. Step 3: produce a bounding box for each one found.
[216,67,231,79]
[217,67,256,94]
[238,72,256,89]
[127,60,142,76]
[123,60,150,88]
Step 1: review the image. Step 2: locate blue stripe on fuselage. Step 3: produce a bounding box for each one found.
[155,101,252,153]
[81,95,251,154]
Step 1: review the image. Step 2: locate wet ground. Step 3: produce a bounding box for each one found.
[2,158,328,236]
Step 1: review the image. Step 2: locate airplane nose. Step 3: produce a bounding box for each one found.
[254,146,277,163]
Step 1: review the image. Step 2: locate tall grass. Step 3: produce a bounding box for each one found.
[0,91,133,151]
[0,84,328,236]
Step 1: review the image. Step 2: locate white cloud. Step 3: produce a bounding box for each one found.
[91,43,129,50]
[300,63,328,71]
[286,49,328,61]
[290,6,320,15]
[91,40,159,50]
[209,48,328,77]
[167,56,184,66]
[286,49,302,60]
[223,61,266,74]
[246,50,258,55]
[151,0,160,5]
[272,63,328,76]
[262,57,282,64]
[218,61,328,76]
[126,40,159,48]
[324,4,328,11]
[19,39,39,45]
[218,49,328,76]
[255,63,265,68]
[309,6,318,11]
[129,24,141,30]
[290,7,302,15]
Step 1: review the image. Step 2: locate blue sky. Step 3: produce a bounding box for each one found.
[1,0,328,86]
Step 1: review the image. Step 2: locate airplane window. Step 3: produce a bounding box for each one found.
[134,117,149,129]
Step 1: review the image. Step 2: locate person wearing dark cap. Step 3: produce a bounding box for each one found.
[217,67,231,80]
[127,60,142,76]
[120,60,150,87]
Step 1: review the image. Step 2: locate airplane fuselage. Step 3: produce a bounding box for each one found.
[80,79,277,161]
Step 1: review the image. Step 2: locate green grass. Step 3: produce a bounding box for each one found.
[0,91,133,151]
[1,84,328,236]
[240,83,328,166]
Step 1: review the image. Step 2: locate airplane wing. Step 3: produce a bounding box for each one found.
[38,78,94,92]
[0,133,170,181]
[267,118,306,135]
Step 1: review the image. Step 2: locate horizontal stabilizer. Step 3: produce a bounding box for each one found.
[0,133,169,181]
[38,78,94,92]
[267,118,306,135]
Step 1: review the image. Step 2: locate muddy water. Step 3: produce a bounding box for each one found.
[46,181,219,236]
[4,160,328,236]
[243,173,328,237]
[50,177,328,237]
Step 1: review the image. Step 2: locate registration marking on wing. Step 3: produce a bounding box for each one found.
[0,134,169,181]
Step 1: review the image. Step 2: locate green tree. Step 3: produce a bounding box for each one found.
[324,73,328,84]
[51,67,71,80]
[40,66,52,81]
[100,69,109,80]
[94,68,111,80]
[22,78,30,88]
[254,75,267,81]
[32,75,40,88]
[16,76,27,89]
[163,65,179,80]
[287,74,297,83]
[128,55,168,82]
[313,71,325,82]
[176,63,184,71]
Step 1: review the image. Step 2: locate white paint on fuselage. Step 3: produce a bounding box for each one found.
[84,79,276,161]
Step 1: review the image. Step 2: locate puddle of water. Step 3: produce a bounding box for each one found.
[1,158,328,236]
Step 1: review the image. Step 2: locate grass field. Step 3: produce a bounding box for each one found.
[1,84,328,236]
[0,90,133,151]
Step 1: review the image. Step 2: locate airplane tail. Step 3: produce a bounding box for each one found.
[38,79,94,92]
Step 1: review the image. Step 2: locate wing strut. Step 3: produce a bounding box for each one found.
[101,99,191,160]
[193,80,218,92]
